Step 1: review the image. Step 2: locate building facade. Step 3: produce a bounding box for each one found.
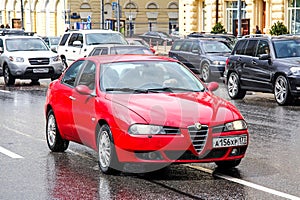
[1,0,300,37]
[179,0,300,36]
[0,0,179,37]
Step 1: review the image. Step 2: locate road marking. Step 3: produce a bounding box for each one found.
[186,165,300,200]
[0,89,11,94]
[0,146,23,158]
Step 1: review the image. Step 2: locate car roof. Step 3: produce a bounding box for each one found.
[83,54,177,64]
[66,29,120,34]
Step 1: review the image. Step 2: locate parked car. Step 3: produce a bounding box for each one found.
[169,38,232,82]
[0,35,64,85]
[139,31,173,45]
[126,37,156,54]
[42,36,61,51]
[88,44,154,56]
[224,34,300,105]
[45,54,249,175]
[57,29,128,67]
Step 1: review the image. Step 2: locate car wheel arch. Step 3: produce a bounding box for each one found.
[95,120,114,144]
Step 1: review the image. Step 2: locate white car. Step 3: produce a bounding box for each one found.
[56,29,128,67]
[0,35,64,86]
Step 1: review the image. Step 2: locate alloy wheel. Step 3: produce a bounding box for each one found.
[98,130,112,168]
[274,75,289,105]
[228,73,238,97]
[47,114,57,147]
[201,64,210,82]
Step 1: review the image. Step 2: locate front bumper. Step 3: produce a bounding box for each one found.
[112,126,248,163]
[288,76,300,97]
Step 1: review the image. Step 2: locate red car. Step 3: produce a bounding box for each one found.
[45,54,249,174]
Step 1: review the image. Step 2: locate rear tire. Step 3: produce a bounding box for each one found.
[227,72,246,99]
[4,66,15,86]
[46,110,69,152]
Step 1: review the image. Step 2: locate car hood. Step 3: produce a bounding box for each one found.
[106,92,242,128]
[206,53,230,60]
[277,57,300,65]
[7,50,57,58]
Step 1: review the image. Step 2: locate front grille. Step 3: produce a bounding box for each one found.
[163,127,180,134]
[28,58,50,65]
[188,125,208,153]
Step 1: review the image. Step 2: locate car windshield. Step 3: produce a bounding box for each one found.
[50,37,60,45]
[100,61,205,93]
[273,39,300,58]
[86,33,128,45]
[202,41,232,53]
[6,38,49,51]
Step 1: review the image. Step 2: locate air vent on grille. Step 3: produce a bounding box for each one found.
[188,125,208,153]
[29,58,50,65]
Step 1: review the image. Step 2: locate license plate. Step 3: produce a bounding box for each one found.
[33,68,49,73]
[213,135,247,148]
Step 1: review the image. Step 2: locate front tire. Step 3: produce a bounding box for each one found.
[4,66,15,86]
[97,124,123,175]
[227,72,246,99]
[46,110,69,152]
[201,63,211,82]
[215,159,241,169]
[274,75,293,105]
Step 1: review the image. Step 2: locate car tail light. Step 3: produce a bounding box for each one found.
[225,58,230,70]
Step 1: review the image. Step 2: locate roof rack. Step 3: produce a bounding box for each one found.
[0,28,35,36]
[242,34,270,38]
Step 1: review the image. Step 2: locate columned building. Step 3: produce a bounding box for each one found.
[179,0,300,36]
[0,0,179,37]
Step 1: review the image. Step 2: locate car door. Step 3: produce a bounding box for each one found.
[249,40,273,90]
[71,60,97,147]
[54,60,85,141]
[66,33,84,65]
[187,41,202,73]
[178,40,195,71]
[237,39,259,87]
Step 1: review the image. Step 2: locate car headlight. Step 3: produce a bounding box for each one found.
[290,67,300,75]
[9,56,24,62]
[212,61,226,65]
[52,55,60,62]
[224,120,247,131]
[128,124,166,135]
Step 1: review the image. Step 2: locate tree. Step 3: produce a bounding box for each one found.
[269,21,289,36]
[211,22,226,34]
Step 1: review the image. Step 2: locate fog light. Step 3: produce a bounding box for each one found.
[231,148,239,156]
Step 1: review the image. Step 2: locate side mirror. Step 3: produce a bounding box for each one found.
[51,46,57,53]
[259,54,271,60]
[75,85,92,96]
[73,40,82,47]
[0,47,3,53]
[206,81,219,92]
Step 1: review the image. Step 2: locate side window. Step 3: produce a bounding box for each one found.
[256,40,269,56]
[0,39,3,48]
[191,42,200,53]
[180,41,193,52]
[244,40,258,56]
[61,60,85,87]
[68,33,79,46]
[101,48,108,55]
[77,61,96,90]
[59,34,69,46]
[233,40,247,55]
[171,40,183,50]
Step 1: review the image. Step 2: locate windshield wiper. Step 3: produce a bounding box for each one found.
[105,87,148,93]
[147,87,204,93]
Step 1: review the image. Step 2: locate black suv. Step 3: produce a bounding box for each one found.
[224,35,300,105]
[169,38,232,82]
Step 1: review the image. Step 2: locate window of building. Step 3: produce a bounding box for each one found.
[226,1,247,34]
[147,3,158,9]
[202,2,207,32]
[288,0,300,34]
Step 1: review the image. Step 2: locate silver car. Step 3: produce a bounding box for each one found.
[0,35,64,85]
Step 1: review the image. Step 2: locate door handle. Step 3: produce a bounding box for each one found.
[237,58,242,62]
[251,60,257,65]
[69,96,76,101]
[73,50,76,53]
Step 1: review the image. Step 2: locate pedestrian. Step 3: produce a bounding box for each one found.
[255,25,262,34]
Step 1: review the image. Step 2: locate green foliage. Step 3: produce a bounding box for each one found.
[269,21,289,35]
[211,22,226,34]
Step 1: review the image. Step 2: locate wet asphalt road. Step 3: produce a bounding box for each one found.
[0,78,300,200]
